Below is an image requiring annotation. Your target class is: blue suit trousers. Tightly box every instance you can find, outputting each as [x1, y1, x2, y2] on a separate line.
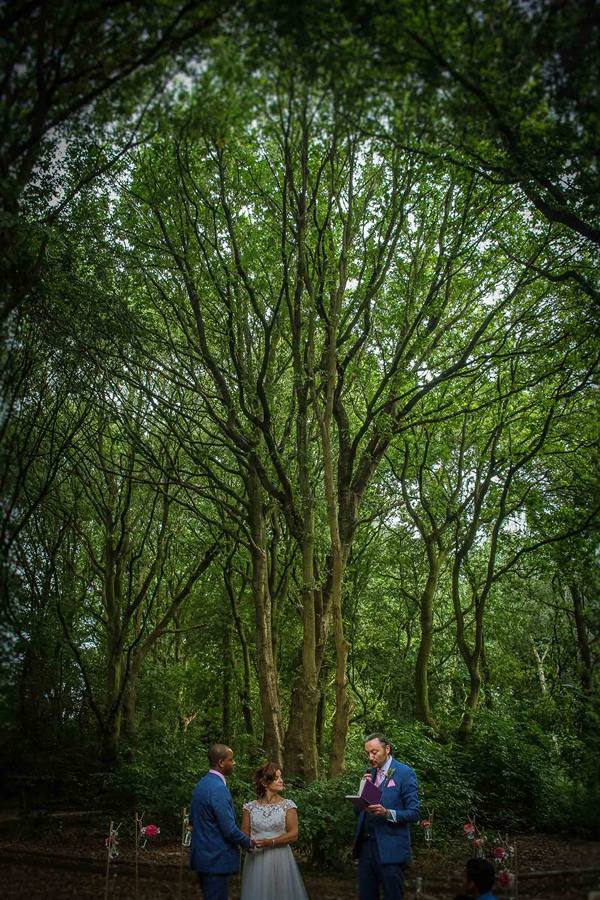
[358, 837, 405, 900]
[197, 872, 230, 900]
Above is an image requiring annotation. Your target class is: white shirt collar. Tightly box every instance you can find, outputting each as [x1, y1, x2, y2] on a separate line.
[379, 756, 392, 775]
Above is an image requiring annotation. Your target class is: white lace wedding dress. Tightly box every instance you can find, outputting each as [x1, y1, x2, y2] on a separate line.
[240, 798, 309, 900]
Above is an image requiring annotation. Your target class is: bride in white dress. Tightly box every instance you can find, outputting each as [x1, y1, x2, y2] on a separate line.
[240, 762, 309, 900]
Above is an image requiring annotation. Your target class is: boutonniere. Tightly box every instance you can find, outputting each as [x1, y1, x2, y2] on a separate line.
[384, 768, 396, 784]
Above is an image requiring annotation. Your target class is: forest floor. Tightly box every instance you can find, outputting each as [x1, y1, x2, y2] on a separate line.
[0, 814, 599, 899]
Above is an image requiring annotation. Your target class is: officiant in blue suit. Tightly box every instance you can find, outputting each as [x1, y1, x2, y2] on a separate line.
[190, 743, 254, 900]
[353, 732, 420, 900]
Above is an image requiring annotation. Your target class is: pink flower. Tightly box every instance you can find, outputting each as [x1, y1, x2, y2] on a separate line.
[473, 838, 484, 848]
[420, 820, 431, 828]
[141, 824, 160, 837]
[493, 846, 506, 859]
[497, 869, 512, 887]
[464, 823, 475, 835]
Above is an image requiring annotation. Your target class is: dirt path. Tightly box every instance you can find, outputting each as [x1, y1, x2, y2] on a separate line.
[0, 829, 598, 898]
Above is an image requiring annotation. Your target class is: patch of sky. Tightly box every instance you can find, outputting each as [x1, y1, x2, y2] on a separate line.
[515, 0, 544, 21]
[165, 66, 199, 99]
[541, 52, 568, 91]
[415, 364, 435, 384]
[469, 6, 486, 25]
[481, 281, 506, 309]
[238, 203, 257, 223]
[0, 625, 22, 670]
[502, 508, 528, 535]
[380, 505, 420, 538]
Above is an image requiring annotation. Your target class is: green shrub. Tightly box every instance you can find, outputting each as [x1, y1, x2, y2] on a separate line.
[103, 734, 208, 833]
[292, 775, 358, 868]
[454, 710, 583, 832]
[78, 712, 600, 863]
[386, 723, 479, 838]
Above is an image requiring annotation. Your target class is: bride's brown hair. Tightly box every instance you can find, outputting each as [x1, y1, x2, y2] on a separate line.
[254, 762, 280, 798]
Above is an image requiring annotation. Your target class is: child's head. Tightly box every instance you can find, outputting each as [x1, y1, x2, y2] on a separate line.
[465, 858, 495, 894]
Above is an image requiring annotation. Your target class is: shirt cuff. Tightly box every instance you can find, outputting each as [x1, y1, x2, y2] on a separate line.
[386, 809, 397, 823]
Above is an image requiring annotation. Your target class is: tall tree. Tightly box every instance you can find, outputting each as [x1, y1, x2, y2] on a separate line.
[114, 55, 588, 775]
[1, 0, 233, 324]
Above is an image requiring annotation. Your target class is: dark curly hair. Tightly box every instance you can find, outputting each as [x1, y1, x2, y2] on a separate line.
[254, 762, 280, 798]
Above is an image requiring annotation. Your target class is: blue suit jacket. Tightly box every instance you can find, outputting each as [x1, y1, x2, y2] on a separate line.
[353, 756, 420, 865]
[189, 772, 251, 874]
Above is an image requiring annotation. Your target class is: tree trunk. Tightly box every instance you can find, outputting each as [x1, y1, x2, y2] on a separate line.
[238, 635, 255, 737]
[329, 548, 351, 776]
[531, 638, 549, 694]
[299, 539, 319, 781]
[414, 549, 441, 730]
[457, 663, 482, 741]
[456, 594, 485, 741]
[284, 672, 305, 776]
[247, 469, 284, 765]
[102, 647, 125, 763]
[452, 554, 484, 742]
[222, 625, 233, 745]
[226, 563, 254, 736]
[100, 712, 122, 769]
[570, 582, 593, 697]
[122, 675, 138, 745]
[316, 682, 326, 758]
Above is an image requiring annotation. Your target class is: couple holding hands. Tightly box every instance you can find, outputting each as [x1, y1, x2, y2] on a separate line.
[189, 744, 308, 900]
[190, 733, 420, 900]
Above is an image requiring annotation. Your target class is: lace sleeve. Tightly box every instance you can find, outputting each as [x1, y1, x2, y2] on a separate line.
[283, 798, 298, 812]
[243, 800, 255, 811]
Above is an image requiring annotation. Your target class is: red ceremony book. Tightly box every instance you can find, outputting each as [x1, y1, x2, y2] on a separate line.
[345, 777, 382, 811]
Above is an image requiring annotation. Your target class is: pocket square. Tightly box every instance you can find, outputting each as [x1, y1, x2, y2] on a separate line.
[387, 779, 396, 787]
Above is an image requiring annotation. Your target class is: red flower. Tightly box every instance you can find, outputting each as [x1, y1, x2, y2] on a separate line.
[473, 838, 484, 847]
[493, 846, 506, 859]
[497, 869, 512, 887]
[141, 824, 160, 837]
[463, 823, 475, 834]
[420, 820, 431, 828]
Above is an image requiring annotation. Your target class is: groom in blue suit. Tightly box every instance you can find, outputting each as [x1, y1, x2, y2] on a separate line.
[353, 732, 420, 900]
[190, 743, 253, 900]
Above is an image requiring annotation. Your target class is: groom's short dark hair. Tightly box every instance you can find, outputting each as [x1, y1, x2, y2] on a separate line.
[365, 732, 392, 750]
[208, 743, 231, 767]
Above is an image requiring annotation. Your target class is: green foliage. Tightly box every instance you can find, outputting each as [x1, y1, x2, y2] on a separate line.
[292, 776, 358, 867]
[389, 725, 478, 834]
[104, 735, 209, 834]
[1, 0, 598, 858]
[454, 711, 589, 832]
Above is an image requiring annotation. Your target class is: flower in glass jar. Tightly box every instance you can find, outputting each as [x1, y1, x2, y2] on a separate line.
[105, 830, 119, 859]
[497, 869, 513, 888]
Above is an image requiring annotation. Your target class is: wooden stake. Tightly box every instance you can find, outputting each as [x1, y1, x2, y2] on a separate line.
[178, 806, 187, 899]
[134, 811, 140, 900]
[104, 820, 113, 900]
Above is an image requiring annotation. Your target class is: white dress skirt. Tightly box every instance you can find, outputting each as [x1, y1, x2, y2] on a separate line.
[240, 798, 309, 900]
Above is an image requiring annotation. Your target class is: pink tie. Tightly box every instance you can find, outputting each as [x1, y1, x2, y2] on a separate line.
[375, 769, 384, 788]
